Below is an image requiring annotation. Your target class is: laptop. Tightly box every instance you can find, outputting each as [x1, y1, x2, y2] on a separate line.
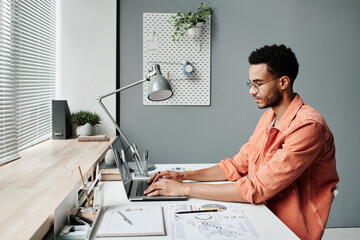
[111, 137, 187, 201]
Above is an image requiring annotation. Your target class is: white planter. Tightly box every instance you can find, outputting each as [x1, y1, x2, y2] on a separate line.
[187, 22, 204, 36]
[76, 123, 96, 136]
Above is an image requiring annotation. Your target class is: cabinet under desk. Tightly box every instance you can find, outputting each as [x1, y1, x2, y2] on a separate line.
[0, 136, 115, 240]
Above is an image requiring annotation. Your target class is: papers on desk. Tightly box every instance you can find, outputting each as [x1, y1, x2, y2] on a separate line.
[168, 203, 263, 240]
[96, 205, 165, 237]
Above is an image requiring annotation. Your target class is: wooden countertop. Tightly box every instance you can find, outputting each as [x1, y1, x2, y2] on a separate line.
[0, 137, 115, 239]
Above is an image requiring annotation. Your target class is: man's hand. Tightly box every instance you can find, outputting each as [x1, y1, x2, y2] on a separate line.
[147, 170, 184, 184]
[144, 179, 189, 197]
[143, 166, 245, 202]
[144, 180, 247, 202]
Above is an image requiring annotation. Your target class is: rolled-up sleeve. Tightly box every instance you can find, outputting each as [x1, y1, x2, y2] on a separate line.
[218, 142, 251, 181]
[234, 121, 326, 204]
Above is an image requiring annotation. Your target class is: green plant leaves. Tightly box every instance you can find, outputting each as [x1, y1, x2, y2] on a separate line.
[169, 2, 212, 42]
[70, 110, 101, 126]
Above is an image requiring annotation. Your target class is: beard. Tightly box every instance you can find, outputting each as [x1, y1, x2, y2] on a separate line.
[257, 86, 283, 109]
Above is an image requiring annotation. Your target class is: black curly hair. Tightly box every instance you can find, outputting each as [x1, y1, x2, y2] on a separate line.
[248, 44, 299, 89]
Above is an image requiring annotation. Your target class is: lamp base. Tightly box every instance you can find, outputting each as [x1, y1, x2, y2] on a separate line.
[128, 161, 156, 172]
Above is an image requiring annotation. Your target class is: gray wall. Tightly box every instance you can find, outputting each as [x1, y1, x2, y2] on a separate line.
[119, 0, 360, 227]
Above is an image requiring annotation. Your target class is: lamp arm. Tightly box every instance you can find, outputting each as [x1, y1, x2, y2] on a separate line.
[97, 98, 144, 175]
[95, 78, 149, 159]
[96, 99, 132, 148]
[96, 78, 149, 100]
[95, 68, 163, 177]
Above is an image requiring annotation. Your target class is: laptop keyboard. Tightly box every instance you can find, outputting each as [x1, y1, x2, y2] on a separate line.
[136, 180, 150, 196]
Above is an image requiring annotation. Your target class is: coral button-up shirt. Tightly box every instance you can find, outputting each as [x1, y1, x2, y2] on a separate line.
[218, 94, 339, 240]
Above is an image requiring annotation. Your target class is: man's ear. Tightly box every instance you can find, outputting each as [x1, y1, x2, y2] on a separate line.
[279, 76, 291, 90]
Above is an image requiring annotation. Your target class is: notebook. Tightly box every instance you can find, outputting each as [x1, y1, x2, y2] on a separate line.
[96, 205, 165, 237]
[111, 136, 187, 201]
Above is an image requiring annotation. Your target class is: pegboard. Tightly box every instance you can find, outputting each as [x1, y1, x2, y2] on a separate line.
[143, 13, 211, 105]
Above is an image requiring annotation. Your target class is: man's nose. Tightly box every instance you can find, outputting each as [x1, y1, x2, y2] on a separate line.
[249, 86, 257, 95]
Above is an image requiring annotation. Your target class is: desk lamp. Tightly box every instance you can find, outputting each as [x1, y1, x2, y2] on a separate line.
[96, 64, 173, 175]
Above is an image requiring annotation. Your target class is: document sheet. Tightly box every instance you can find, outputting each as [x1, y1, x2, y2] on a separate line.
[96, 205, 165, 237]
[168, 203, 263, 240]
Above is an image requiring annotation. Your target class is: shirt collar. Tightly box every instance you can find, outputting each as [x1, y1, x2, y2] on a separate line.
[271, 94, 304, 133]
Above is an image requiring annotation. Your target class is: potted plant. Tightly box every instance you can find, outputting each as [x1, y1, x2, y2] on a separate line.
[168, 2, 212, 41]
[70, 110, 101, 136]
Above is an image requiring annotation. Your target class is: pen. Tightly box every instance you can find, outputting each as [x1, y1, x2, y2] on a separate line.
[78, 166, 92, 208]
[117, 211, 133, 225]
[175, 209, 218, 214]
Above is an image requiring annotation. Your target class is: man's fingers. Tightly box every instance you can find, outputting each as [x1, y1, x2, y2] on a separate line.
[144, 183, 161, 196]
[147, 175, 154, 184]
[147, 190, 161, 197]
[147, 175, 155, 183]
[144, 183, 151, 194]
[144, 179, 184, 197]
[147, 172, 161, 183]
[151, 174, 162, 184]
[144, 180, 162, 194]
[144, 180, 166, 194]
[144, 183, 155, 194]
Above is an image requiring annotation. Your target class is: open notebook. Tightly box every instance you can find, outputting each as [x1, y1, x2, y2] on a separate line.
[96, 205, 165, 237]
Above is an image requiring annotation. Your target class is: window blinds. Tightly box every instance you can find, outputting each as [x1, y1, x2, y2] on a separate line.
[0, 0, 55, 164]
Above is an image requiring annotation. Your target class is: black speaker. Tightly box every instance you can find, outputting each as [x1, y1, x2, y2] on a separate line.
[52, 100, 72, 139]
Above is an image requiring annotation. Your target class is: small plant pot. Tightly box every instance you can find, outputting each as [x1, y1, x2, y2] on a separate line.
[76, 123, 96, 136]
[187, 22, 204, 36]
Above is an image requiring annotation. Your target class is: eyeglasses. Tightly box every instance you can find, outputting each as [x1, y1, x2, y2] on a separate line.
[246, 76, 281, 93]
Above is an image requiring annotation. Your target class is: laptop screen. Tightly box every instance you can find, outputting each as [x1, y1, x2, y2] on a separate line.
[111, 137, 132, 196]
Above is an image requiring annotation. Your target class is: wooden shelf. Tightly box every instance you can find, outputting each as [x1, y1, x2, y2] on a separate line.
[0, 137, 116, 239]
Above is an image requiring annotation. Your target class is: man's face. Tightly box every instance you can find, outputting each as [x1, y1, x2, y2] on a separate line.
[248, 63, 283, 109]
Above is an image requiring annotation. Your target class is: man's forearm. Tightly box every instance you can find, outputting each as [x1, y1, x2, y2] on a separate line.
[184, 182, 248, 202]
[182, 165, 227, 182]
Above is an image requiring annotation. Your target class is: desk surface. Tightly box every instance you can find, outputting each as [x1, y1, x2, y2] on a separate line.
[92, 164, 299, 240]
[0, 137, 115, 240]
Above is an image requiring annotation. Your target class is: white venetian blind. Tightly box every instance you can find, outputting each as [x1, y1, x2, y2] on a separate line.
[0, 0, 55, 164]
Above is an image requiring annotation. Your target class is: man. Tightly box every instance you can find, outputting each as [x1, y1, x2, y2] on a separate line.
[144, 44, 339, 240]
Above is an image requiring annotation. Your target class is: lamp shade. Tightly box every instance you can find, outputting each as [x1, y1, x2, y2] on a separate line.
[147, 64, 173, 101]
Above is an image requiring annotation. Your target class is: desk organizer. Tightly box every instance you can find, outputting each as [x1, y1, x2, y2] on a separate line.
[56, 172, 104, 240]
[58, 206, 102, 240]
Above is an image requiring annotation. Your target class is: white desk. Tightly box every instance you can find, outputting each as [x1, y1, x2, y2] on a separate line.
[91, 164, 299, 240]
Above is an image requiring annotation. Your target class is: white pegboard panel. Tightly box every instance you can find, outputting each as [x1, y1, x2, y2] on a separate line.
[143, 13, 211, 105]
